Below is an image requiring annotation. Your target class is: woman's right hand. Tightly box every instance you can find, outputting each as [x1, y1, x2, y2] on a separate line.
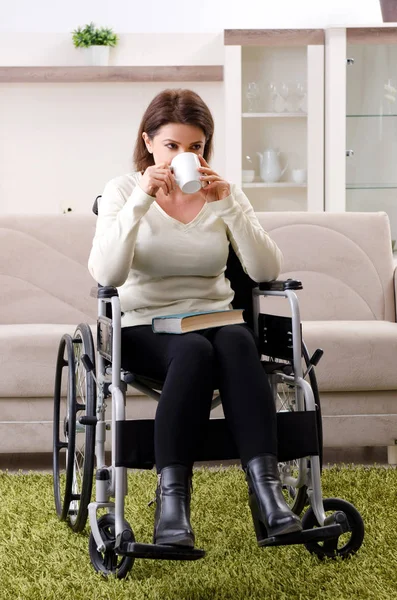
[139, 163, 176, 197]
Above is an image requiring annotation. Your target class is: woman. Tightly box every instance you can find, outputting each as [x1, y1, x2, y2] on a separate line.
[88, 88, 302, 549]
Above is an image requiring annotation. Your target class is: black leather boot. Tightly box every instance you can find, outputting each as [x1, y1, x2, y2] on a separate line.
[152, 465, 195, 548]
[244, 454, 303, 540]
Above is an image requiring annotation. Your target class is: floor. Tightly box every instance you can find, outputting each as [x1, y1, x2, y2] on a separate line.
[0, 446, 390, 474]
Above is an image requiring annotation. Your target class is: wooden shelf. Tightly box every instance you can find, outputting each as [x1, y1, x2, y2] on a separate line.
[347, 27, 397, 44]
[0, 65, 224, 83]
[224, 29, 324, 47]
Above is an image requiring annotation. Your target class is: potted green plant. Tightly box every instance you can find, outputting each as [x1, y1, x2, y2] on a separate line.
[71, 22, 119, 66]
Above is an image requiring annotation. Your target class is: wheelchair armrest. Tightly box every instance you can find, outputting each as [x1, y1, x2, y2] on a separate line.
[258, 279, 303, 292]
[90, 285, 119, 299]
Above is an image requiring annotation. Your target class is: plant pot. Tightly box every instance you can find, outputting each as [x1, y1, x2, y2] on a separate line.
[83, 45, 110, 66]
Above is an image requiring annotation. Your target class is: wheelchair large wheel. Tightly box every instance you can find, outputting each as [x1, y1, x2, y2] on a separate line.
[88, 513, 135, 579]
[53, 334, 75, 521]
[53, 324, 96, 532]
[275, 342, 323, 516]
[69, 323, 96, 531]
[302, 498, 364, 560]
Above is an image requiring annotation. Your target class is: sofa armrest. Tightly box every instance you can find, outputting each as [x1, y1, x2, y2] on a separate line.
[393, 264, 397, 321]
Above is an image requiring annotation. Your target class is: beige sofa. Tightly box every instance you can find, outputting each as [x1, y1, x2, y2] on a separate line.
[1, 211, 397, 463]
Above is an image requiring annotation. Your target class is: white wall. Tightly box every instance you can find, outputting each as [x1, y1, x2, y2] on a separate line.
[0, 0, 383, 32]
[0, 34, 224, 214]
[0, 0, 384, 214]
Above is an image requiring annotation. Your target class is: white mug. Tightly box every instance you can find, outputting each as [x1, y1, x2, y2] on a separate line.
[171, 152, 202, 194]
[291, 168, 307, 184]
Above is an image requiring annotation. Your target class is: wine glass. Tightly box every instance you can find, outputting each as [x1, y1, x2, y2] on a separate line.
[245, 82, 261, 113]
[278, 82, 289, 112]
[263, 81, 278, 112]
[297, 82, 307, 113]
[285, 82, 301, 112]
[271, 83, 287, 113]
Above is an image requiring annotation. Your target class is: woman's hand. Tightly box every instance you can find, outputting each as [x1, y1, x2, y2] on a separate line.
[139, 163, 176, 197]
[197, 155, 231, 203]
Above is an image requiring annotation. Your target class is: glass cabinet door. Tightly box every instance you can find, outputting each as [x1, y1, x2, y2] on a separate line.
[345, 28, 397, 252]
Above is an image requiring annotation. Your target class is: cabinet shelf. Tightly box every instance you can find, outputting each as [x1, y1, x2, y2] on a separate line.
[0, 65, 223, 83]
[242, 112, 307, 118]
[347, 114, 397, 118]
[243, 182, 307, 188]
[346, 184, 397, 190]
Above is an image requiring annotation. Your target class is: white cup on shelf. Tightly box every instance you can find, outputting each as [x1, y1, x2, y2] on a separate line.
[291, 168, 307, 184]
[242, 169, 255, 183]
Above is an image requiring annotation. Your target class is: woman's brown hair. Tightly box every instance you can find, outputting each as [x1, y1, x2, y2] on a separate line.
[133, 88, 215, 173]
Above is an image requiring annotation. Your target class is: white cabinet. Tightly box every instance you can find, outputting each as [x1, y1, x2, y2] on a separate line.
[224, 29, 324, 212]
[325, 26, 397, 246]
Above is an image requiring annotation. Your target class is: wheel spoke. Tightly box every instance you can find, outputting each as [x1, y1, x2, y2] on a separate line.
[276, 374, 299, 502]
[76, 370, 87, 403]
[74, 336, 87, 404]
[74, 449, 83, 486]
[264, 354, 310, 515]
[69, 331, 89, 523]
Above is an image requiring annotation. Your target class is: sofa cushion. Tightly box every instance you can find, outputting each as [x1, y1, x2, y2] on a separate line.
[1, 324, 79, 398]
[3, 319, 397, 398]
[0, 324, 146, 399]
[0, 215, 97, 325]
[302, 320, 397, 392]
[257, 212, 395, 322]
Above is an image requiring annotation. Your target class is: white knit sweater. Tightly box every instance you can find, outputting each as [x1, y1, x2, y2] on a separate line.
[88, 172, 283, 328]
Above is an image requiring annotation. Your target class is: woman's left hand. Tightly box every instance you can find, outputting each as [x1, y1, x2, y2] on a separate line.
[197, 154, 231, 203]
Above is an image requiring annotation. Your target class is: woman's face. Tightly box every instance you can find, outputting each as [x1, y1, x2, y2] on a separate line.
[142, 123, 206, 166]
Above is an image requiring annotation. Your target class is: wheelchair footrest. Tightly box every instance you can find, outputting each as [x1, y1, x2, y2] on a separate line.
[259, 521, 347, 548]
[117, 541, 205, 561]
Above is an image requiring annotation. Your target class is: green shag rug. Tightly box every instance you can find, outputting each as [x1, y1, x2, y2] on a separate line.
[1, 465, 396, 600]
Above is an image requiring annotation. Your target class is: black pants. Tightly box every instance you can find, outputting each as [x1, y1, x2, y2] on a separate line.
[120, 323, 277, 472]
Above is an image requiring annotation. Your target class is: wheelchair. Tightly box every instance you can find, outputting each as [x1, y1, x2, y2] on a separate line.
[52, 196, 364, 578]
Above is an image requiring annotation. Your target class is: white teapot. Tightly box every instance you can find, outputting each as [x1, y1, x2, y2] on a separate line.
[256, 149, 288, 183]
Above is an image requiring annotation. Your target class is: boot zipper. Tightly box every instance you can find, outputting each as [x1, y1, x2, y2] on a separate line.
[148, 473, 161, 507]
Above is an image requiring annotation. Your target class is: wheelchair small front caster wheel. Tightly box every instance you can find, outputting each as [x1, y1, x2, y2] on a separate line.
[301, 498, 364, 560]
[89, 514, 135, 579]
